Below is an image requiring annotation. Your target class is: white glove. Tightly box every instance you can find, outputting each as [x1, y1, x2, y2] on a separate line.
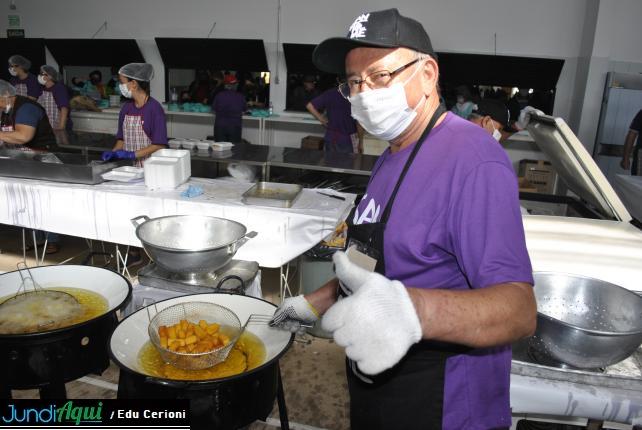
[270, 295, 319, 333]
[515, 106, 544, 130]
[322, 252, 422, 375]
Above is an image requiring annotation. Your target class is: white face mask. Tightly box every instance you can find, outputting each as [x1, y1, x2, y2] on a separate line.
[119, 82, 132, 98]
[348, 60, 425, 142]
[490, 120, 501, 141]
[8, 67, 18, 77]
[37, 75, 47, 85]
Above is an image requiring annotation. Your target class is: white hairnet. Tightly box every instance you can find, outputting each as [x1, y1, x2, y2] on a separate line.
[119, 63, 154, 82]
[40, 65, 60, 82]
[0, 80, 17, 97]
[8, 55, 31, 70]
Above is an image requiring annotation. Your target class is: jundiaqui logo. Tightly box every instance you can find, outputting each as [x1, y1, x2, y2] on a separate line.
[2, 401, 102, 425]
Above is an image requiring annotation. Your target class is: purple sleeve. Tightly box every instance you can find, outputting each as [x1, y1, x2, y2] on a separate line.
[116, 104, 127, 140]
[52, 84, 70, 109]
[145, 103, 168, 145]
[630, 110, 642, 132]
[27, 75, 42, 98]
[310, 91, 328, 111]
[212, 94, 219, 112]
[449, 162, 533, 289]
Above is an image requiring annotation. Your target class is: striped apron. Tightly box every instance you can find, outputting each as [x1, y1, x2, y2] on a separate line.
[37, 90, 60, 129]
[123, 113, 151, 167]
[14, 83, 27, 97]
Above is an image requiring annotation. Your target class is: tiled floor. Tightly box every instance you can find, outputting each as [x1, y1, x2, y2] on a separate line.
[0, 225, 350, 430]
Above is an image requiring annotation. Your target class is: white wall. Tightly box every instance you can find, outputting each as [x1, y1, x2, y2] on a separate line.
[2, 0, 588, 118]
[3, 0, 641, 142]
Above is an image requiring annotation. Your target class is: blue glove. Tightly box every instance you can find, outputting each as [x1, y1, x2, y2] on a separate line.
[114, 150, 136, 160]
[101, 151, 115, 161]
[180, 185, 204, 198]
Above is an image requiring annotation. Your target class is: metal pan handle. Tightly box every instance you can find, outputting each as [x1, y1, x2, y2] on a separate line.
[130, 215, 150, 228]
[215, 275, 245, 293]
[145, 301, 159, 323]
[228, 231, 258, 254]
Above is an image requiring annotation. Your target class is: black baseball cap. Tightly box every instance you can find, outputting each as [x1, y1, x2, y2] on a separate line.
[312, 8, 434, 75]
[472, 99, 510, 128]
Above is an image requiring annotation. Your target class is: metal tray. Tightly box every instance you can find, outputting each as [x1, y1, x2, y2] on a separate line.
[0, 149, 128, 184]
[242, 181, 302, 208]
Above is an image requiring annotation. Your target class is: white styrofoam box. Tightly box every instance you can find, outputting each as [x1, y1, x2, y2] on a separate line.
[102, 166, 144, 182]
[144, 158, 181, 190]
[152, 148, 191, 182]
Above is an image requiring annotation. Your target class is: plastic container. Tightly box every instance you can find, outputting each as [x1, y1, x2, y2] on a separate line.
[196, 141, 211, 151]
[181, 140, 196, 150]
[168, 139, 183, 149]
[212, 141, 234, 151]
[109, 95, 121, 107]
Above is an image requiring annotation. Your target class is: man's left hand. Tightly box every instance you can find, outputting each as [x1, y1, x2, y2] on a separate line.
[322, 252, 422, 375]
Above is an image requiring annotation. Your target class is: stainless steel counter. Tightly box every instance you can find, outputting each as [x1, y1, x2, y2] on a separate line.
[56, 132, 378, 180]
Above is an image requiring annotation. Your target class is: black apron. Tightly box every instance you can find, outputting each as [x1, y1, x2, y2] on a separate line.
[1, 96, 58, 151]
[344, 106, 470, 430]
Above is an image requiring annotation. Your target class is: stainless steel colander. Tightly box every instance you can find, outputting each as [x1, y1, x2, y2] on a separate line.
[530, 272, 642, 369]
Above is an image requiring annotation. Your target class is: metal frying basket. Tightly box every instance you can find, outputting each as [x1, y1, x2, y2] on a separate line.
[147, 301, 275, 370]
[147, 302, 242, 370]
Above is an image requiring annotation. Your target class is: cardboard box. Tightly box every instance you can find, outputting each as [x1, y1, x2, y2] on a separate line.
[518, 176, 538, 193]
[301, 135, 324, 151]
[518, 159, 557, 194]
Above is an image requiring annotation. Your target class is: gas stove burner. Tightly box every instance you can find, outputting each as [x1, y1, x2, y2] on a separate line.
[137, 260, 259, 295]
[526, 344, 605, 373]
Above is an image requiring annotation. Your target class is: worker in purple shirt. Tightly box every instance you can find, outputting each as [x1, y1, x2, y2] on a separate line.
[102, 63, 167, 168]
[37, 65, 72, 131]
[211, 74, 246, 143]
[8, 55, 41, 100]
[307, 85, 360, 153]
[271, 8, 536, 430]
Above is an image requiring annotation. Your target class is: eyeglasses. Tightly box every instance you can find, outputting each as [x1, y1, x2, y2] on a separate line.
[338, 58, 422, 98]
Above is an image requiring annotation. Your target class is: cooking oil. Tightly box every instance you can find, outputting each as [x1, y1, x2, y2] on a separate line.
[138, 331, 267, 380]
[51, 287, 109, 325]
[0, 287, 108, 334]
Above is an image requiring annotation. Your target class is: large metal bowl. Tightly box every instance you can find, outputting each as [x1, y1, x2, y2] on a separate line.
[132, 215, 256, 274]
[530, 272, 642, 369]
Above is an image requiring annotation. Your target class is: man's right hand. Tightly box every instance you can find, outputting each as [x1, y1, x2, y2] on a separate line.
[621, 158, 631, 170]
[270, 295, 319, 333]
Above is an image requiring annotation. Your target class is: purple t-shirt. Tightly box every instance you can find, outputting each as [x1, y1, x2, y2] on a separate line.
[212, 90, 246, 128]
[311, 88, 357, 152]
[10, 73, 42, 99]
[353, 113, 533, 429]
[116, 97, 168, 145]
[42, 82, 73, 130]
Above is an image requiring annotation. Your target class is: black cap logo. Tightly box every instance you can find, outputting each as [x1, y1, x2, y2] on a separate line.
[348, 13, 370, 39]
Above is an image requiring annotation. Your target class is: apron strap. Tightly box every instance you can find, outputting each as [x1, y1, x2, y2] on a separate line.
[379, 105, 446, 224]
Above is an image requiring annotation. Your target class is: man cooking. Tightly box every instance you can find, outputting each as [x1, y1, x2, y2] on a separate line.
[271, 8, 536, 430]
[0, 80, 57, 151]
